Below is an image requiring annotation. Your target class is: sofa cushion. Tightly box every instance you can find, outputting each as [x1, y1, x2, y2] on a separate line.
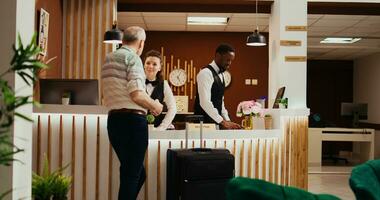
[226, 177, 340, 200]
[350, 160, 380, 200]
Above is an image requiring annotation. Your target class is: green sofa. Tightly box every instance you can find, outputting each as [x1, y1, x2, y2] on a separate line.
[350, 159, 380, 200]
[226, 177, 340, 200]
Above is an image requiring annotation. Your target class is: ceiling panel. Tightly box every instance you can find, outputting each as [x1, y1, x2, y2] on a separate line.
[321, 15, 368, 20]
[147, 24, 186, 31]
[118, 12, 142, 17]
[187, 25, 226, 31]
[228, 17, 268, 26]
[231, 13, 270, 18]
[188, 13, 232, 17]
[225, 25, 266, 32]
[117, 16, 145, 23]
[335, 28, 378, 37]
[117, 12, 380, 60]
[144, 16, 186, 24]
[353, 20, 380, 28]
[312, 18, 360, 27]
[119, 23, 147, 30]
[308, 14, 324, 20]
[142, 12, 186, 17]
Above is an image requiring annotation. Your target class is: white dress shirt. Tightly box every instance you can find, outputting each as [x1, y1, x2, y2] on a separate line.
[196, 60, 230, 124]
[146, 80, 177, 130]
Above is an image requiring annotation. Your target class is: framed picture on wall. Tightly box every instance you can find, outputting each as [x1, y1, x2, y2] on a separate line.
[38, 8, 49, 56]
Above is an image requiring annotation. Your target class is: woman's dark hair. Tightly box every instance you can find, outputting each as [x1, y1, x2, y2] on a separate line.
[144, 50, 163, 82]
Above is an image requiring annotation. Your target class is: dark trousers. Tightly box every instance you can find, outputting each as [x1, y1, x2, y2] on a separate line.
[107, 112, 148, 200]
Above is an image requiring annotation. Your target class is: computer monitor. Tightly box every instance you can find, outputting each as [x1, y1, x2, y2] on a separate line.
[341, 103, 368, 127]
[40, 79, 99, 105]
[272, 86, 286, 108]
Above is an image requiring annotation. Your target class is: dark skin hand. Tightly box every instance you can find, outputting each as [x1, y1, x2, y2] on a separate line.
[220, 120, 242, 130]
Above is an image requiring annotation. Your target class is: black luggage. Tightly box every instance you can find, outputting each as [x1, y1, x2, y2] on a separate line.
[166, 115, 235, 200]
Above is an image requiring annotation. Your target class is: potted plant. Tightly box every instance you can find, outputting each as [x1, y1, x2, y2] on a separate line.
[236, 100, 265, 130]
[32, 156, 71, 200]
[61, 92, 71, 105]
[0, 33, 48, 199]
[277, 97, 288, 109]
[146, 114, 155, 131]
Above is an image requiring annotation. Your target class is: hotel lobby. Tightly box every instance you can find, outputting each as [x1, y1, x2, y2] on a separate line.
[1, 0, 380, 199]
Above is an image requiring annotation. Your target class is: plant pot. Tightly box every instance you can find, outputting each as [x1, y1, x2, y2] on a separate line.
[264, 117, 273, 130]
[62, 97, 70, 105]
[279, 103, 286, 109]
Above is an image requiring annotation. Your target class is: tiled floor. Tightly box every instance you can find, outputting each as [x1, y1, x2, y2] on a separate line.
[308, 166, 355, 200]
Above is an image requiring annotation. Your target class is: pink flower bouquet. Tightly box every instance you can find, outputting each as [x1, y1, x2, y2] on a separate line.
[236, 100, 264, 117]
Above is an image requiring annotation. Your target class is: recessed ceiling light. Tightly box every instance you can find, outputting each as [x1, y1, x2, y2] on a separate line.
[320, 37, 361, 44]
[187, 17, 229, 25]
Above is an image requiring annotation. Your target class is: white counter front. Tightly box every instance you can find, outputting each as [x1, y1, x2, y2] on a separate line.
[32, 106, 309, 200]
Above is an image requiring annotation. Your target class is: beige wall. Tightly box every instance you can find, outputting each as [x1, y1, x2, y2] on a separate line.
[354, 52, 380, 158]
[354, 52, 380, 124]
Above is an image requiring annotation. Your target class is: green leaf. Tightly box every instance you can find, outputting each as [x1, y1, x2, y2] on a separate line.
[0, 188, 12, 200]
[14, 112, 33, 122]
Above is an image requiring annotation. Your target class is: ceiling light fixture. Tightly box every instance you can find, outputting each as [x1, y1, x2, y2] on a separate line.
[320, 37, 361, 44]
[187, 17, 229, 25]
[246, 0, 266, 46]
[103, 21, 123, 44]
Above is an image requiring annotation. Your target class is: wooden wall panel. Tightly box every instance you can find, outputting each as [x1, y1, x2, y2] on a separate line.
[35, 0, 63, 79]
[144, 31, 269, 123]
[62, 0, 115, 80]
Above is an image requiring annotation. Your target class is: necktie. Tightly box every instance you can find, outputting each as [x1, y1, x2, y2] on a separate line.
[146, 79, 158, 86]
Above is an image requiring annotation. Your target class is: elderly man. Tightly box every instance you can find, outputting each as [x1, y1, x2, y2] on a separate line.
[102, 26, 163, 200]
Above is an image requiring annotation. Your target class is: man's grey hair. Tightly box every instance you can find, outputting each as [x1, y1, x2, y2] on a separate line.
[123, 26, 146, 43]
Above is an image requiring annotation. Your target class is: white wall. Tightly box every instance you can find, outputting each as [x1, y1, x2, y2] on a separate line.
[354, 52, 380, 158]
[269, 0, 308, 108]
[0, 0, 35, 199]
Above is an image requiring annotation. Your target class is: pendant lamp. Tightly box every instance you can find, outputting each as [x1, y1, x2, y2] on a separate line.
[103, 21, 122, 44]
[246, 0, 266, 46]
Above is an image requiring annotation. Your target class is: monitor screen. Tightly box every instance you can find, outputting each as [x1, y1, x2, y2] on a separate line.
[40, 79, 99, 105]
[340, 103, 368, 119]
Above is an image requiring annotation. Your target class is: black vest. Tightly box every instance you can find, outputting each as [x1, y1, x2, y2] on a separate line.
[194, 65, 225, 123]
[149, 81, 168, 127]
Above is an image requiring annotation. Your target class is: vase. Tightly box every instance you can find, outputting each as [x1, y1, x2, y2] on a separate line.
[241, 115, 253, 130]
[242, 116, 265, 130]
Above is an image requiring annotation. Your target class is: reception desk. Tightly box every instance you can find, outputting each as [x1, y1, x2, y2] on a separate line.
[33, 105, 309, 200]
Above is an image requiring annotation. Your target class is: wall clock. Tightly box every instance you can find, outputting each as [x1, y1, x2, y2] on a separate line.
[169, 69, 187, 87]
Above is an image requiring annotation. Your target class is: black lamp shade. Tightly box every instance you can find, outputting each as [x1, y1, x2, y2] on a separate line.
[246, 30, 266, 46]
[103, 26, 122, 44]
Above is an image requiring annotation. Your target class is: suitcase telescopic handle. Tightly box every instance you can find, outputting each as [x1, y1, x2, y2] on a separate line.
[185, 115, 204, 149]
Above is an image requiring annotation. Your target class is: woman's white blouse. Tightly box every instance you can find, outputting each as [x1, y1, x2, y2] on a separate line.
[146, 80, 177, 130]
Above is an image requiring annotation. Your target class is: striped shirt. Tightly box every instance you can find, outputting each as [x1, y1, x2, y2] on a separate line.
[101, 46, 147, 112]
